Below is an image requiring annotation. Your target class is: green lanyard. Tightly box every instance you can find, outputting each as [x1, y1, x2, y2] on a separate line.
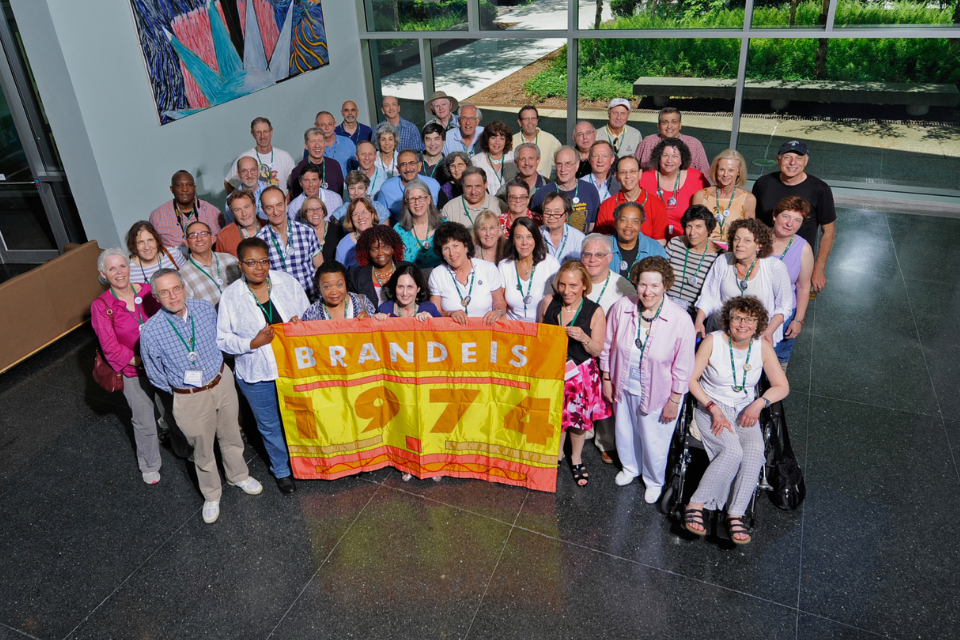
[728, 335, 754, 393]
[636, 298, 664, 354]
[247, 278, 274, 324]
[657, 171, 681, 209]
[778, 235, 795, 260]
[461, 198, 475, 224]
[550, 225, 570, 260]
[618, 189, 648, 210]
[189, 254, 224, 292]
[451, 266, 475, 311]
[736, 258, 758, 294]
[714, 188, 737, 232]
[514, 261, 537, 313]
[268, 227, 287, 270]
[559, 297, 584, 327]
[324, 297, 353, 319]
[428, 162, 439, 179]
[110, 287, 145, 326]
[593, 272, 611, 304]
[165, 312, 197, 360]
[679, 246, 708, 292]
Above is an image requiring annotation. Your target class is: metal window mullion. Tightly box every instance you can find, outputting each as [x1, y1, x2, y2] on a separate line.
[358, 27, 960, 40]
[419, 38, 435, 110]
[567, 0, 578, 144]
[468, 0, 479, 32]
[729, 0, 756, 150]
[825, 0, 839, 31]
[361, 38, 382, 128]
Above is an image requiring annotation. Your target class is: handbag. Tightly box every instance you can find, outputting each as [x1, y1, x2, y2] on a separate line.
[764, 399, 806, 510]
[92, 303, 124, 393]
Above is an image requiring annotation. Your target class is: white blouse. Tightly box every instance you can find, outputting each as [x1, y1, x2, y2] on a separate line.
[216, 270, 310, 384]
[498, 254, 560, 322]
[428, 258, 503, 317]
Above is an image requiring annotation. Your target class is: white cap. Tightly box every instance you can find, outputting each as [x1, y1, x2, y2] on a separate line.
[608, 98, 632, 112]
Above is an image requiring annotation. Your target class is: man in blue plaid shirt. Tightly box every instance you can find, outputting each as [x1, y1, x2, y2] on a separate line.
[381, 95, 424, 153]
[140, 269, 262, 524]
[256, 186, 322, 301]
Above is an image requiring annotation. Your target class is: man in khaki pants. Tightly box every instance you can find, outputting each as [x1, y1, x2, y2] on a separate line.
[140, 269, 262, 524]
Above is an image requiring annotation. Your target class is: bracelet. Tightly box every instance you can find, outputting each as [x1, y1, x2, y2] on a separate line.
[794, 319, 804, 324]
[667, 397, 680, 404]
[704, 401, 716, 412]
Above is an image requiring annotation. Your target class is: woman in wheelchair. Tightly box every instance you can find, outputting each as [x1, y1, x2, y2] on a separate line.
[683, 296, 789, 544]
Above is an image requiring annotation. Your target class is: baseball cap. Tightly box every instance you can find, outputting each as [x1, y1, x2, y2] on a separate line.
[607, 98, 632, 112]
[778, 140, 808, 155]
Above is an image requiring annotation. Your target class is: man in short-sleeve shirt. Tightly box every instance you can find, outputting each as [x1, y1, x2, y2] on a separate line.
[334, 100, 373, 145]
[530, 146, 601, 234]
[149, 170, 222, 249]
[753, 140, 836, 293]
[255, 186, 323, 300]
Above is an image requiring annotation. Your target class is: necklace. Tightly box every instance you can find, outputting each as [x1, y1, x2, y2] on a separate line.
[514, 260, 537, 313]
[636, 297, 664, 352]
[487, 154, 503, 184]
[728, 334, 754, 393]
[412, 221, 432, 250]
[679, 244, 708, 291]
[189, 253, 224, 291]
[714, 187, 737, 231]
[559, 297, 584, 327]
[373, 261, 395, 287]
[735, 257, 758, 293]
[247, 277, 274, 324]
[657, 171, 681, 209]
[395, 301, 417, 318]
[777, 235, 795, 260]
[450, 264, 475, 311]
[137, 254, 160, 282]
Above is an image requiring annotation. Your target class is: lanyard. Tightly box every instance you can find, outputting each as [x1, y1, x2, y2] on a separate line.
[618, 189, 648, 210]
[461, 197, 477, 224]
[605, 126, 623, 153]
[268, 227, 288, 270]
[563, 182, 580, 203]
[736, 258, 758, 293]
[428, 162, 439, 179]
[778, 235, 795, 260]
[164, 312, 197, 358]
[412, 223, 433, 250]
[620, 240, 644, 276]
[450, 265, 475, 311]
[247, 278, 274, 324]
[174, 204, 196, 234]
[324, 297, 354, 319]
[189, 254, 223, 292]
[728, 335, 754, 393]
[715, 187, 737, 232]
[656, 171, 681, 209]
[487, 154, 503, 183]
[593, 272, 611, 304]
[110, 287, 145, 325]
[558, 297, 584, 327]
[679, 245, 708, 293]
[636, 297, 664, 354]
[514, 261, 537, 314]
[549, 225, 570, 259]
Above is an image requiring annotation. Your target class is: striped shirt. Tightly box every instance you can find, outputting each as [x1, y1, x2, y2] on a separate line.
[665, 236, 720, 313]
[179, 252, 241, 308]
[148, 199, 222, 249]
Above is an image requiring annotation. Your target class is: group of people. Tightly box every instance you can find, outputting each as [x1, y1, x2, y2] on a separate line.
[91, 93, 836, 543]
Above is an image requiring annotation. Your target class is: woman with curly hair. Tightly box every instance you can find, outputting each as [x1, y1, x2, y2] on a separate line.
[639, 138, 709, 240]
[372, 121, 399, 178]
[600, 257, 696, 501]
[428, 221, 507, 325]
[351, 225, 410, 309]
[694, 218, 792, 347]
[472, 120, 515, 196]
[335, 197, 380, 269]
[437, 151, 471, 209]
[683, 296, 789, 544]
[301, 261, 375, 321]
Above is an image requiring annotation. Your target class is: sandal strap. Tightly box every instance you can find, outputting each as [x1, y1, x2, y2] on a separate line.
[727, 517, 750, 534]
[684, 508, 705, 524]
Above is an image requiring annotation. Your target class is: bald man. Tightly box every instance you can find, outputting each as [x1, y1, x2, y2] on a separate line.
[334, 100, 373, 145]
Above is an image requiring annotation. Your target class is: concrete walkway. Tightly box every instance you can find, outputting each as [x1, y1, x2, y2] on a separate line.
[380, 0, 610, 102]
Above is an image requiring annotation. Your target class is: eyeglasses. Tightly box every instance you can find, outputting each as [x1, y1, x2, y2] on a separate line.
[186, 231, 211, 239]
[507, 195, 529, 202]
[556, 161, 577, 169]
[581, 251, 609, 260]
[519, 116, 538, 122]
[731, 316, 759, 326]
[407, 195, 429, 204]
[398, 161, 419, 168]
[241, 258, 270, 267]
[304, 207, 325, 214]
[157, 285, 185, 298]
[618, 169, 639, 176]
[460, 117, 479, 123]
[542, 211, 566, 219]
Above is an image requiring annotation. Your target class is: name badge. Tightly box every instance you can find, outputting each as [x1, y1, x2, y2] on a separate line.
[183, 369, 204, 387]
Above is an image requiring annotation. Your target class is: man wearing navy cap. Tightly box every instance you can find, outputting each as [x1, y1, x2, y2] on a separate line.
[752, 140, 836, 294]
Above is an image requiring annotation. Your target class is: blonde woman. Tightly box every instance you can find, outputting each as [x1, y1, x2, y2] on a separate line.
[691, 149, 756, 250]
[473, 209, 505, 264]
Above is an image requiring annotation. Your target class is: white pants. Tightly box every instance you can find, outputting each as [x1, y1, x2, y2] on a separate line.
[614, 390, 678, 490]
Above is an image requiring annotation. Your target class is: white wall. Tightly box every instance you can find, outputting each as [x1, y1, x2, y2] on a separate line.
[11, 0, 368, 246]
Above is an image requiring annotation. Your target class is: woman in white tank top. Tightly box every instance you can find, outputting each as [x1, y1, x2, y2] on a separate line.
[683, 296, 789, 545]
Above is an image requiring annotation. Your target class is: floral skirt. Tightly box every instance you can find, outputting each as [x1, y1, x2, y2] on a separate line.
[562, 358, 612, 432]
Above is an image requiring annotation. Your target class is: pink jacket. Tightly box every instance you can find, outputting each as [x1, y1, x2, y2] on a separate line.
[91, 284, 161, 377]
[600, 295, 696, 411]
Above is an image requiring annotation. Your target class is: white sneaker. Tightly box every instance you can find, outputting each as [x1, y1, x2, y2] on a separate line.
[644, 486, 662, 504]
[401, 472, 413, 482]
[230, 476, 263, 495]
[142, 471, 160, 485]
[615, 471, 636, 486]
[202, 500, 220, 524]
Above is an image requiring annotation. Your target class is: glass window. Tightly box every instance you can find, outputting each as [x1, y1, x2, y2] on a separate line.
[751, 0, 827, 29]
[366, 0, 469, 33]
[375, 38, 430, 129]
[833, 0, 956, 28]
[581, 0, 745, 30]
[485, 0, 570, 31]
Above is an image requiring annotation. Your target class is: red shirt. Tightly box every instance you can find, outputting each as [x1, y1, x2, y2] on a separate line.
[594, 188, 668, 240]
[639, 168, 710, 239]
[214, 220, 264, 257]
[499, 209, 542, 238]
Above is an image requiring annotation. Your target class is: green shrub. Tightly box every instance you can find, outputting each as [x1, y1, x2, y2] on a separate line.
[610, 0, 640, 18]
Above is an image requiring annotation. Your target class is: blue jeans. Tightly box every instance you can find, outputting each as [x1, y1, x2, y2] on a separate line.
[235, 378, 292, 479]
[774, 307, 797, 363]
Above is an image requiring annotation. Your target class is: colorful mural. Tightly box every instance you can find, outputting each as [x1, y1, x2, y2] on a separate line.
[129, 0, 328, 124]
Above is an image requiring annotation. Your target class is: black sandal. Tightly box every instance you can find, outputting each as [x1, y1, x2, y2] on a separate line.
[684, 507, 707, 536]
[571, 464, 589, 487]
[726, 516, 752, 545]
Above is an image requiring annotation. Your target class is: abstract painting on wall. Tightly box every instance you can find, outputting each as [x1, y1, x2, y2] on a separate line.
[129, 0, 328, 124]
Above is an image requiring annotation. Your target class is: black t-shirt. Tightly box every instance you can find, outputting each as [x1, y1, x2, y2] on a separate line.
[752, 172, 836, 249]
[543, 296, 600, 366]
[617, 242, 639, 279]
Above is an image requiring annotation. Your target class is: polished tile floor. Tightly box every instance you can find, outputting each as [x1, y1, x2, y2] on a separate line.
[1, 209, 958, 640]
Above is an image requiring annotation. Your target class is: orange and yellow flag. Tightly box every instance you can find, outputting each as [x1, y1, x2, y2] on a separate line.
[271, 317, 567, 492]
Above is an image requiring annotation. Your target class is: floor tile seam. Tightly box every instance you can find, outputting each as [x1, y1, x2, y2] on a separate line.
[795, 608, 892, 639]
[507, 522, 802, 612]
[825, 264, 952, 285]
[265, 482, 384, 639]
[375, 480, 530, 529]
[0, 620, 41, 640]
[882, 213, 960, 486]
[805, 391, 939, 418]
[59, 505, 204, 640]
[462, 491, 529, 640]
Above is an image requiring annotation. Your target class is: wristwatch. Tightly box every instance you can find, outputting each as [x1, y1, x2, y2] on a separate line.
[761, 397, 771, 409]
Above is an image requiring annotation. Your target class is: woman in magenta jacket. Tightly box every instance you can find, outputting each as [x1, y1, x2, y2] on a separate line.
[601, 256, 696, 503]
[91, 247, 164, 485]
